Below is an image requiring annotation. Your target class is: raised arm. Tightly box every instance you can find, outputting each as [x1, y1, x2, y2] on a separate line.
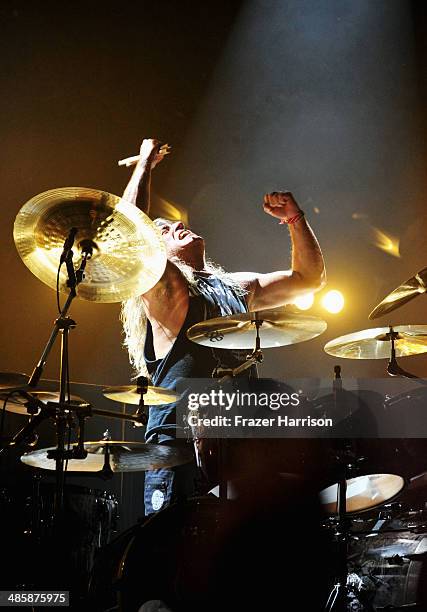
[121, 138, 168, 214]
[233, 191, 326, 311]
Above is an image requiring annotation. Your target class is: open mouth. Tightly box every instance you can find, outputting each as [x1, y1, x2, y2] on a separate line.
[178, 229, 190, 240]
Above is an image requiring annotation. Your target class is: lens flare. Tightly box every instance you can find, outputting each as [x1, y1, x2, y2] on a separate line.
[322, 290, 344, 314]
[370, 227, 400, 258]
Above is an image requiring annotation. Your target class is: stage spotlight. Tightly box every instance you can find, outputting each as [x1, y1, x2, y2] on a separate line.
[293, 292, 314, 310]
[322, 290, 344, 314]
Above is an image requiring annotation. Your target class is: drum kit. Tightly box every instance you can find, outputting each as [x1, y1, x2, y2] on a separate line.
[2, 186, 427, 609]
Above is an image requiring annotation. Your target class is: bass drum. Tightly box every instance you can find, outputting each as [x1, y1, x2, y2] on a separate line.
[346, 527, 427, 610]
[0, 479, 118, 595]
[88, 494, 332, 612]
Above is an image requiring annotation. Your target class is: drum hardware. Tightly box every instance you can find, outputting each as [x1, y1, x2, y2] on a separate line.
[187, 310, 327, 499]
[132, 376, 149, 428]
[187, 308, 328, 350]
[369, 266, 427, 320]
[324, 324, 427, 383]
[103, 380, 178, 407]
[324, 325, 427, 360]
[21, 439, 193, 472]
[323, 367, 407, 611]
[0, 388, 88, 416]
[13, 186, 167, 303]
[8, 186, 168, 521]
[324, 442, 363, 612]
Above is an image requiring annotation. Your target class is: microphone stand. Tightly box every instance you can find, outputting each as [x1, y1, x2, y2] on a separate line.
[20, 239, 93, 519]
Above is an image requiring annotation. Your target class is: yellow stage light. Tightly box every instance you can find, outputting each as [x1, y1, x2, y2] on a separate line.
[322, 290, 344, 314]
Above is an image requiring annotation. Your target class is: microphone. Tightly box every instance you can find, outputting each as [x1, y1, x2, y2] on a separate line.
[60, 227, 78, 264]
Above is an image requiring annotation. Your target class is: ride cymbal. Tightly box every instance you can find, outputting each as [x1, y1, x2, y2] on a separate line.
[103, 385, 178, 406]
[324, 325, 427, 359]
[21, 440, 192, 472]
[13, 187, 166, 302]
[369, 267, 427, 320]
[187, 309, 327, 350]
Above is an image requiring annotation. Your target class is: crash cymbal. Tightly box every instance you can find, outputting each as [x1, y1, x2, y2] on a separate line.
[324, 325, 427, 359]
[103, 385, 179, 406]
[21, 440, 193, 472]
[0, 391, 87, 416]
[0, 372, 29, 391]
[187, 309, 327, 349]
[13, 187, 167, 302]
[369, 267, 427, 320]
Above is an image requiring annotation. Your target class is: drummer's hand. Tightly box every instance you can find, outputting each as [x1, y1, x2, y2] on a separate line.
[263, 191, 302, 222]
[139, 139, 171, 168]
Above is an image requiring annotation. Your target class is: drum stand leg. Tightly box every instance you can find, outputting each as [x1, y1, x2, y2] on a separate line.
[324, 478, 350, 612]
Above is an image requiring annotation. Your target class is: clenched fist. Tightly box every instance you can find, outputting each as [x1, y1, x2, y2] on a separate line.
[263, 191, 303, 223]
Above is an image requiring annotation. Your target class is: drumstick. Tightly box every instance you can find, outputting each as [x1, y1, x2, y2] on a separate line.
[118, 145, 171, 167]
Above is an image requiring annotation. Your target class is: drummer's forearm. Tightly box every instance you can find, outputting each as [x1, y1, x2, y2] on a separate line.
[289, 218, 326, 289]
[122, 159, 152, 214]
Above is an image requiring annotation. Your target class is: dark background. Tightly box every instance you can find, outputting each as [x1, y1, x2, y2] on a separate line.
[1, 0, 427, 528]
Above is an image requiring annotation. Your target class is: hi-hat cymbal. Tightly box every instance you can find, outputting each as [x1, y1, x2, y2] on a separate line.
[187, 309, 327, 349]
[369, 267, 427, 320]
[103, 385, 178, 406]
[0, 391, 87, 416]
[0, 372, 29, 391]
[13, 187, 167, 302]
[21, 440, 193, 472]
[324, 325, 427, 359]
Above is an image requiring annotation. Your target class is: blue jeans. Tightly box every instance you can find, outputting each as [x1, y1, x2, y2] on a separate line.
[144, 436, 199, 515]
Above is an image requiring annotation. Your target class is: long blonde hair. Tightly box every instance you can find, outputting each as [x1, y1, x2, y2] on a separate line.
[120, 257, 246, 378]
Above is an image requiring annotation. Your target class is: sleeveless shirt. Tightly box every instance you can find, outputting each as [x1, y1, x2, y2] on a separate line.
[143, 272, 252, 441]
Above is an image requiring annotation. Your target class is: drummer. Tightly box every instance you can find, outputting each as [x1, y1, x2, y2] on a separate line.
[120, 138, 326, 516]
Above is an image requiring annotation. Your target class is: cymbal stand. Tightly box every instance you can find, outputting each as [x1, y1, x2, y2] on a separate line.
[212, 319, 264, 500]
[325, 369, 354, 612]
[132, 376, 149, 428]
[386, 326, 427, 385]
[324, 448, 356, 612]
[16, 240, 93, 517]
[214, 317, 264, 379]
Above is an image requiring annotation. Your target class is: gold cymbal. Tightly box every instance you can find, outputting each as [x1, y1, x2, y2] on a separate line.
[324, 325, 427, 359]
[21, 440, 192, 472]
[13, 187, 167, 302]
[187, 309, 327, 350]
[103, 385, 178, 406]
[0, 391, 87, 416]
[369, 267, 427, 320]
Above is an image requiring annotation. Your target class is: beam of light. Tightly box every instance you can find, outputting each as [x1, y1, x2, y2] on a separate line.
[352, 213, 400, 258]
[322, 290, 344, 314]
[293, 292, 314, 310]
[369, 226, 400, 258]
[151, 193, 189, 225]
